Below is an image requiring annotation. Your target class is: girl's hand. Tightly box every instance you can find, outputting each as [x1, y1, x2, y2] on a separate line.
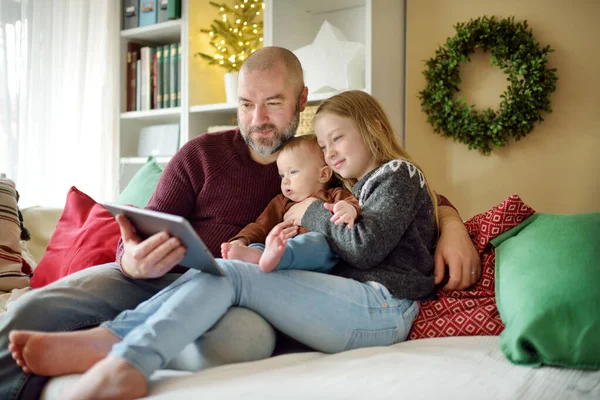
[325, 201, 358, 228]
[280, 224, 300, 239]
[283, 197, 318, 226]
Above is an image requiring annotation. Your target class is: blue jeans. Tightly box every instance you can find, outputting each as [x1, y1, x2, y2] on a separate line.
[0, 263, 275, 400]
[248, 232, 338, 272]
[105, 259, 419, 379]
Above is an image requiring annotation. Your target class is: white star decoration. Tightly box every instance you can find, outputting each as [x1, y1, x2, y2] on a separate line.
[293, 21, 365, 93]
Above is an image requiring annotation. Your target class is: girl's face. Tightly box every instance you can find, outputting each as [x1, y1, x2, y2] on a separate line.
[314, 113, 380, 181]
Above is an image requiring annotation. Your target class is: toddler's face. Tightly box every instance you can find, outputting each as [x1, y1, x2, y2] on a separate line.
[277, 145, 328, 202]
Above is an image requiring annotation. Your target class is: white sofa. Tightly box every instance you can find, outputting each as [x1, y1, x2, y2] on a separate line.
[6, 207, 600, 399]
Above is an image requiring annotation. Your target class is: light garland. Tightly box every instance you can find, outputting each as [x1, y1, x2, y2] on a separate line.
[196, 0, 264, 72]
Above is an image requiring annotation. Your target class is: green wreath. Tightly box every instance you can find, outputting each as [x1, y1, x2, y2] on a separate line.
[418, 16, 558, 154]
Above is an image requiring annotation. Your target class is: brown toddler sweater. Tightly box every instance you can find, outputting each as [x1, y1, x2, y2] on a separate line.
[230, 188, 360, 246]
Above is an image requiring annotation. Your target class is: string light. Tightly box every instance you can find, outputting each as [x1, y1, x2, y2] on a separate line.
[197, 1, 265, 72]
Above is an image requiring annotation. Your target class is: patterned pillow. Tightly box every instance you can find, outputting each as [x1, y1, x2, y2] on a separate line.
[0, 178, 31, 291]
[408, 194, 535, 339]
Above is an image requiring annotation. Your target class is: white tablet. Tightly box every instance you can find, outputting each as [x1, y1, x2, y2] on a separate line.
[103, 203, 225, 276]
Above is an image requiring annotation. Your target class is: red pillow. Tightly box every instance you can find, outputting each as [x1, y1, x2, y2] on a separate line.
[408, 194, 536, 339]
[30, 187, 121, 288]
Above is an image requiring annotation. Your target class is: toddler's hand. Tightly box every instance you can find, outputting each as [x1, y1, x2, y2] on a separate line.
[325, 200, 358, 228]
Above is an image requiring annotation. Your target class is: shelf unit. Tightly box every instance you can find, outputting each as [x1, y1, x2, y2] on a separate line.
[116, 0, 405, 197]
[117, 9, 189, 194]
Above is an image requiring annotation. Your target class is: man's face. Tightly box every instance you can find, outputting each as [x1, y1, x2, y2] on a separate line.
[237, 63, 303, 155]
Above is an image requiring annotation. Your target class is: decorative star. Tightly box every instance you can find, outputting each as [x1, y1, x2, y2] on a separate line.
[293, 21, 365, 93]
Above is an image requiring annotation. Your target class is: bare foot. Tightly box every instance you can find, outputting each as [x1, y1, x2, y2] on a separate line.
[225, 245, 263, 264]
[8, 327, 119, 376]
[259, 227, 287, 272]
[63, 356, 148, 400]
[220, 242, 231, 259]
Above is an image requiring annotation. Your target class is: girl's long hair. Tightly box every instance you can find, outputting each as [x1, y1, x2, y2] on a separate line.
[314, 90, 439, 229]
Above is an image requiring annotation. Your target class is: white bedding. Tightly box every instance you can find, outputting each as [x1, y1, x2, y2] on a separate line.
[42, 336, 600, 400]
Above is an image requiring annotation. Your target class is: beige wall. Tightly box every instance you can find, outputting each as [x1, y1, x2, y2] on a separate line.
[406, 0, 600, 217]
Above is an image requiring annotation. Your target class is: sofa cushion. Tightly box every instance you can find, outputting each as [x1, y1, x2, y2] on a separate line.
[409, 194, 535, 339]
[116, 156, 163, 208]
[0, 178, 31, 291]
[491, 212, 600, 369]
[30, 187, 121, 288]
[20, 207, 63, 266]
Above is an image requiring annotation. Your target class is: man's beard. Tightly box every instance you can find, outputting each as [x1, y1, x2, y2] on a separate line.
[239, 110, 300, 155]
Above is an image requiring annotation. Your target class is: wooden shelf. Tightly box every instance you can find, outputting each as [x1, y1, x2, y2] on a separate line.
[187, 89, 367, 114]
[120, 108, 181, 122]
[120, 156, 172, 165]
[120, 20, 182, 43]
[301, 0, 365, 15]
[189, 103, 237, 114]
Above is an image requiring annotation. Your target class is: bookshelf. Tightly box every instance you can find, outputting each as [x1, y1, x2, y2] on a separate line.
[117, 0, 405, 196]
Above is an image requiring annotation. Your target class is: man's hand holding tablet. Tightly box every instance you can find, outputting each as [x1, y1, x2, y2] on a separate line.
[104, 203, 225, 278]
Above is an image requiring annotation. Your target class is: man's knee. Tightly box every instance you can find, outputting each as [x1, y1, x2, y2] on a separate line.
[167, 307, 276, 371]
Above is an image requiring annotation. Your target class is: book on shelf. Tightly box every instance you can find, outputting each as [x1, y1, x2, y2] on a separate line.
[177, 42, 182, 107]
[140, 46, 150, 111]
[126, 42, 141, 112]
[124, 41, 180, 113]
[152, 51, 158, 109]
[156, 47, 163, 108]
[169, 44, 177, 108]
[163, 44, 171, 108]
[136, 59, 141, 111]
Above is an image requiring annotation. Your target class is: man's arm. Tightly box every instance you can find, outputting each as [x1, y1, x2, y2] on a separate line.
[117, 140, 204, 278]
[434, 204, 481, 290]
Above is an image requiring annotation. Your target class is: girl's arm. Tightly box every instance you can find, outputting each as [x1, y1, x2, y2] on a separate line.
[302, 162, 431, 269]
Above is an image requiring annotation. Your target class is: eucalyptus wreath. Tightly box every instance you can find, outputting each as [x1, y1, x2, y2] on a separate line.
[418, 16, 558, 154]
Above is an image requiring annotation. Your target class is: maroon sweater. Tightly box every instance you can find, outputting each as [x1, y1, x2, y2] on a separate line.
[115, 128, 456, 272]
[115, 129, 281, 268]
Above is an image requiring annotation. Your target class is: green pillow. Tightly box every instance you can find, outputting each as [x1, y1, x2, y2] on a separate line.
[117, 156, 164, 208]
[491, 213, 600, 369]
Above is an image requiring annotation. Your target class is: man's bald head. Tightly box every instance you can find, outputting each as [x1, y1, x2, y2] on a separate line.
[241, 47, 304, 93]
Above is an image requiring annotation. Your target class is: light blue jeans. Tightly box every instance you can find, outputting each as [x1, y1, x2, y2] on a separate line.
[105, 259, 419, 379]
[248, 232, 338, 272]
[0, 263, 275, 400]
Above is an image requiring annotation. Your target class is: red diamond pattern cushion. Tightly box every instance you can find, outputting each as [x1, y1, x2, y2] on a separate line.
[408, 194, 535, 340]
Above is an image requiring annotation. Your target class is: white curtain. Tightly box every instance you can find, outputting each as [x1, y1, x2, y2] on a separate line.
[0, 0, 119, 207]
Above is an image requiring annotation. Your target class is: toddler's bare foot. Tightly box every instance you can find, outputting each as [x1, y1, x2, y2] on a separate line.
[8, 327, 119, 376]
[63, 355, 148, 400]
[226, 245, 263, 264]
[221, 242, 231, 259]
[259, 228, 287, 272]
